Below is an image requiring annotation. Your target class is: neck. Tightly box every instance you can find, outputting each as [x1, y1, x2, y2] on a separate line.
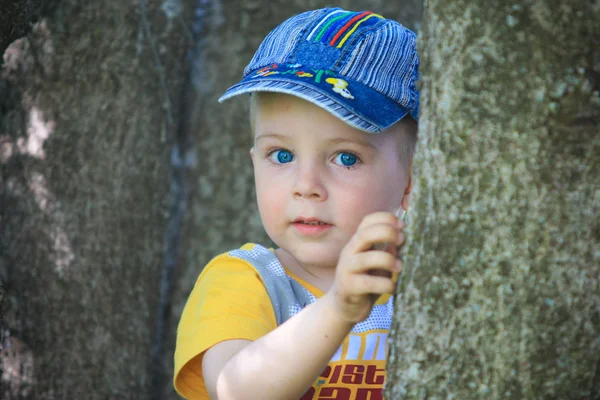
[274, 248, 336, 293]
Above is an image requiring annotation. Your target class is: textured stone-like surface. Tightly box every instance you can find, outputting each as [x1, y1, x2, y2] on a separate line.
[386, 1, 600, 399]
[0, 0, 192, 398]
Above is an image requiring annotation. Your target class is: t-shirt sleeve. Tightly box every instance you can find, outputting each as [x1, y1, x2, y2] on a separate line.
[173, 250, 277, 399]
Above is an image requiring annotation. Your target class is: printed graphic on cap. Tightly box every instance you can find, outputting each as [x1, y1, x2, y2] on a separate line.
[254, 64, 279, 77]
[252, 64, 315, 79]
[306, 10, 384, 48]
[250, 64, 355, 100]
[326, 78, 354, 99]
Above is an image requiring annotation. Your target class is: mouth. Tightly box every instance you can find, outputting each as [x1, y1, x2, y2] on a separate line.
[292, 217, 331, 226]
[292, 217, 333, 236]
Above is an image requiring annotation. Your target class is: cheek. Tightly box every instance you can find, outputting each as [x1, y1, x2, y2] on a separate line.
[254, 168, 287, 227]
[332, 168, 405, 223]
[330, 179, 386, 231]
[371, 157, 408, 206]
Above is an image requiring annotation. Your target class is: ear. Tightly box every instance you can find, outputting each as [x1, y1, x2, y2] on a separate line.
[250, 147, 255, 164]
[401, 175, 412, 211]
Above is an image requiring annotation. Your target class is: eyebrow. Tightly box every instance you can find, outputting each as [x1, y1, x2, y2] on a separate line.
[255, 133, 376, 150]
[254, 133, 288, 143]
[326, 137, 377, 150]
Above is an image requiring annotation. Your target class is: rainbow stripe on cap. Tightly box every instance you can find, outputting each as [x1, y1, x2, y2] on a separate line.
[306, 10, 384, 48]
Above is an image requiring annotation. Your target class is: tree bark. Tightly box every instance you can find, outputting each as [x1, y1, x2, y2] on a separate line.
[0, 0, 57, 59]
[386, 1, 600, 399]
[0, 0, 193, 398]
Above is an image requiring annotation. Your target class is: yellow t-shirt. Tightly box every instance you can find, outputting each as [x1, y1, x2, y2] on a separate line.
[174, 243, 392, 400]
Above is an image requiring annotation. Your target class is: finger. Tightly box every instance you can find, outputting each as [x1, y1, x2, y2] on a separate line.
[368, 269, 391, 279]
[350, 251, 400, 274]
[373, 240, 395, 253]
[351, 224, 399, 253]
[357, 211, 399, 231]
[397, 219, 406, 230]
[397, 231, 405, 246]
[351, 274, 396, 295]
[371, 259, 402, 280]
[374, 230, 405, 252]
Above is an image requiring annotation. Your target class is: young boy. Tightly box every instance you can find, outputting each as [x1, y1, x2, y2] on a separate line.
[174, 7, 419, 400]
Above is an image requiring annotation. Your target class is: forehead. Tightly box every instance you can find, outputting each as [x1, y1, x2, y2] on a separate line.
[252, 92, 387, 144]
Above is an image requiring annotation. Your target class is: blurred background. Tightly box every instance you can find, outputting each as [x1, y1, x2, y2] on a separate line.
[0, 0, 422, 399]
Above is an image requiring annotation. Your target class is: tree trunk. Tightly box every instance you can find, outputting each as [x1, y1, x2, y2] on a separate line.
[0, 0, 193, 398]
[386, 1, 600, 399]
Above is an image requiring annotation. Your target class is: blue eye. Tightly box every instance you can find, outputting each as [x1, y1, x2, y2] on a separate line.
[270, 149, 294, 164]
[334, 152, 358, 167]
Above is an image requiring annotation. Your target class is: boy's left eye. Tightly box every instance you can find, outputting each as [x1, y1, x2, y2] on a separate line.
[333, 152, 359, 167]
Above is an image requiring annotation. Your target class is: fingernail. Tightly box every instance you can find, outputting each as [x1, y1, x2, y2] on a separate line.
[397, 232, 404, 243]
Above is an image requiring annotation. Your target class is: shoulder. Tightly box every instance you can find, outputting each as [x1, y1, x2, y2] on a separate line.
[204, 242, 270, 267]
[174, 243, 276, 399]
[178, 243, 277, 324]
[175, 243, 278, 388]
[179, 243, 275, 322]
[195, 242, 271, 284]
[182, 243, 281, 322]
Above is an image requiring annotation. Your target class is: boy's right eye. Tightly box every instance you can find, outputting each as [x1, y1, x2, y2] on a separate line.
[269, 149, 294, 164]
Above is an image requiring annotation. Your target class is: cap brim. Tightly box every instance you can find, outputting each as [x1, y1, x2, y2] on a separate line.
[218, 65, 413, 133]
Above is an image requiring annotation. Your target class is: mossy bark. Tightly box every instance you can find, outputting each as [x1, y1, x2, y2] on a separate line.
[0, 0, 192, 398]
[386, 1, 600, 399]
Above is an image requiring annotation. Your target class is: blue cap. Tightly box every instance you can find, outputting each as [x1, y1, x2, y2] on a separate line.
[218, 7, 420, 133]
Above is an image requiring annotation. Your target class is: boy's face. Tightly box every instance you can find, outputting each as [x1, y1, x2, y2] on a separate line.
[250, 93, 411, 269]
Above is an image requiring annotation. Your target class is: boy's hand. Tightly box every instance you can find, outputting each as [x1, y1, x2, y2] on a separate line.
[326, 211, 405, 324]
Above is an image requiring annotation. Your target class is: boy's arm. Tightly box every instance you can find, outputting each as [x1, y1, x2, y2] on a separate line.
[203, 212, 404, 400]
[203, 294, 354, 400]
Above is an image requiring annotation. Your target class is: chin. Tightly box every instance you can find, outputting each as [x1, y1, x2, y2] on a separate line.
[289, 242, 341, 267]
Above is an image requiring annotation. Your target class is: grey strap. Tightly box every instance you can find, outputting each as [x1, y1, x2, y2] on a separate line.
[228, 244, 394, 332]
[229, 245, 316, 326]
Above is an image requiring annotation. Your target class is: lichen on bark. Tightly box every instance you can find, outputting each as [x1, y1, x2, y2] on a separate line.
[386, 1, 600, 399]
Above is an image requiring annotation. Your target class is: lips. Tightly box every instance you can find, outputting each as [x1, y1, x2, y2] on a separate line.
[292, 217, 333, 236]
[293, 217, 330, 225]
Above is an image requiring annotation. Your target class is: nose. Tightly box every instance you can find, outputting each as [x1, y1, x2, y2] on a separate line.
[293, 162, 328, 201]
